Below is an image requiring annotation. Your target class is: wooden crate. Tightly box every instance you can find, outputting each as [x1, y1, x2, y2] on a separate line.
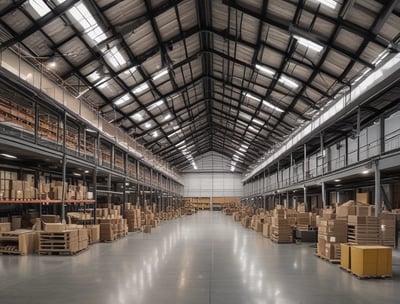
[0, 230, 38, 255]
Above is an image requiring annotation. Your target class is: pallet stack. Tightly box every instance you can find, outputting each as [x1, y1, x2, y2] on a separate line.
[39, 229, 79, 255]
[347, 215, 379, 245]
[379, 213, 396, 247]
[0, 230, 37, 255]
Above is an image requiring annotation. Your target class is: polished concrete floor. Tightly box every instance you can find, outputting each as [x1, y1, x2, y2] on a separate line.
[0, 211, 399, 304]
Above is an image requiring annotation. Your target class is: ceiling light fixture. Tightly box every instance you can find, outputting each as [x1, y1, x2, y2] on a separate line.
[334, 179, 341, 182]
[164, 113, 172, 121]
[262, 100, 284, 112]
[362, 170, 369, 174]
[114, 94, 130, 106]
[244, 92, 261, 102]
[249, 126, 258, 132]
[152, 68, 169, 81]
[0, 153, 17, 159]
[73, 172, 81, 177]
[176, 140, 186, 147]
[255, 64, 275, 77]
[131, 113, 143, 122]
[316, 0, 337, 9]
[253, 118, 264, 126]
[152, 131, 158, 138]
[84, 170, 89, 174]
[144, 122, 152, 129]
[293, 35, 324, 52]
[29, 0, 51, 17]
[278, 75, 298, 89]
[132, 82, 149, 95]
[147, 99, 164, 111]
[230, 166, 235, 172]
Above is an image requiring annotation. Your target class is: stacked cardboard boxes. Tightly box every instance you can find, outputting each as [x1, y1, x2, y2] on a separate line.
[317, 219, 347, 260]
[271, 209, 292, 243]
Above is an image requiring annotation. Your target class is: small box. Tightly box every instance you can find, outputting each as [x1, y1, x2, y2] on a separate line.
[44, 223, 66, 232]
[350, 245, 392, 277]
[0, 222, 11, 232]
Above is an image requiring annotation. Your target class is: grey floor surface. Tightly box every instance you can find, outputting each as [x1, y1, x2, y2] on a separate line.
[0, 211, 399, 304]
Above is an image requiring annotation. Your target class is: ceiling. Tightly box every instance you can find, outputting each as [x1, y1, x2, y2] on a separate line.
[0, 0, 399, 172]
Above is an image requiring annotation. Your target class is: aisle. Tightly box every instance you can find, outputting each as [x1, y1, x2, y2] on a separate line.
[0, 211, 399, 304]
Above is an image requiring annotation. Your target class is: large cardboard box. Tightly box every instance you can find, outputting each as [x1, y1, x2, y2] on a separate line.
[350, 245, 392, 277]
[356, 192, 370, 205]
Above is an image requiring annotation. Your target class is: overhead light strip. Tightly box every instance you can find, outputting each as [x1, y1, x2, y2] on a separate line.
[293, 35, 324, 52]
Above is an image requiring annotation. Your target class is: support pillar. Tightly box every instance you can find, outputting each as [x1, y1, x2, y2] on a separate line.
[375, 160, 381, 217]
[322, 181, 327, 208]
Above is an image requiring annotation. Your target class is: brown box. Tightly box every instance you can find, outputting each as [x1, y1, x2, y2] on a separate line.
[11, 216, 22, 230]
[356, 192, 370, 205]
[43, 223, 66, 232]
[0, 222, 11, 232]
[11, 180, 23, 191]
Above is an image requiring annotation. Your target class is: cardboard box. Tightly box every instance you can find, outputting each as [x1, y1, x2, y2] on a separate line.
[11, 216, 22, 230]
[11, 180, 23, 191]
[350, 245, 392, 277]
[341, 243, 352, 270]
[44, 223, 66, 232]
[356, 192, 370, 205]
[0, 222, 11, 232]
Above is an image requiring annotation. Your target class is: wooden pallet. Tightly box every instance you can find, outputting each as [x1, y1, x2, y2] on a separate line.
[314, 253, 340, 264]
[339, 266, 351, 273]
[351, 273, 392, 280]
[38, 248, 88, 256]
[270, 237, 292, 244]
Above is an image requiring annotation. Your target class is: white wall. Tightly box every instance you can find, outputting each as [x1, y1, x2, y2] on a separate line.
[182, 151, 243, 197]
[183, 172, 243, 197]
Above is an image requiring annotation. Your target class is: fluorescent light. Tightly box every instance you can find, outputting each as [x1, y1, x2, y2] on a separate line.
[362, 170, 369, 174]
[164, 113, 172, 121]
[244, 92, 261, 102]
[253, 118, 264, 126]
[132, 83, 149, 95]
[87, 71, 100, 82]
[173, 125, 179, 130]
[176, 140, 186, 147]
[316, 0, 337, 9]
[152, 68, 169, 81]
[233, 154, 240, 160]
[168, 129, 182, 138]
[73, 172, 81, 177]
[293, 35, 324, 52]
[29, 0, 51, 17]
[230, 166, 235, 172]
[108, 46, 126, 68]
[144, 122, 152, 129]
[152, 131, 158, 138]
[279, 75, 298, 89]
[0, 153, 17, 159]
[249, 126, 258, 132]
[236, 150, 245, 156]
[147, 99, 164, 111]
[131, 113, 143, 122]
[262, 100, 284, 112]
[241, 144, 249, 150]
[85, 128, 97, 133]
[48, 61, 56, 68]
[114, 94, 130, 106]
[255, 64, 275, 76]
[334, 179, 341, 182]
[84, 170, 89, 174]
[178, 145, 187, 150]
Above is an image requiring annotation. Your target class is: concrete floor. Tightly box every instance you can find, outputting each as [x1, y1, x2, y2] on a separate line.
[0, 211, 399, 304]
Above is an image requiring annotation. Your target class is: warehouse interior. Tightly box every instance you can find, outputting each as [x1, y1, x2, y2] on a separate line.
[0, 0, 400, 303]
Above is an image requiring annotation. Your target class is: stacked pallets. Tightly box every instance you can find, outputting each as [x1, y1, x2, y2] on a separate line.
[347, 216, 379, 245]
[38, 230, 81, 255]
